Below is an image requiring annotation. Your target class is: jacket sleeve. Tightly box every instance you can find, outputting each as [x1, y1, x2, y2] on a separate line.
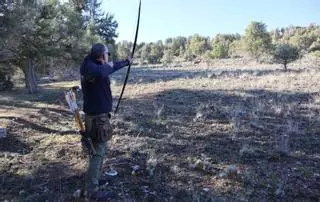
[83, 59, 114, 77]
[82, 59, 130, 77]
[111, 59, 130, 73]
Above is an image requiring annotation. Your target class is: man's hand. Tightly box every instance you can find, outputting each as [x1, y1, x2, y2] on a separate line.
[128, 56, 133, 64]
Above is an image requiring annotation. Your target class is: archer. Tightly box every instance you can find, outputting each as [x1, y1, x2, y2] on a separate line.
[80, 43, 132, 200]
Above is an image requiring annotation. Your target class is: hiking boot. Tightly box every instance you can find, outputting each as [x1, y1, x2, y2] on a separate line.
[98, 179, 108, 186]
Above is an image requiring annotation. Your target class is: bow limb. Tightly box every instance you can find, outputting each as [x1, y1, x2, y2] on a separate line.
[114, 0, 141, 114]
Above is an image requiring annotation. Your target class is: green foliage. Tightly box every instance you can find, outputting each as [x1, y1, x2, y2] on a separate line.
[244, 21, 272, 59]
[117, 23, 318, 66]
[161, 49, 174, 65]
[186, 34, 210, 57]
[83, 0, 118, 44]
[312, 50, 320, 58]
[229, 39, 246, 58]
[168, 36, 187, 57]
[0, 0, 119, 93]
[140, 44, 151, 63]
[96, 13, 118, 43]
[211, 34, 240, 58]
[212, 43, 228, 59]
[136, 42, 164, 64]
[309, 38, 320, 52]
[272, 24, 320, 53]
[203, 50, 214, 60]
[116, 41, 132, 60]
[272, 44, 299, 70]
[149, 42, 164, 64]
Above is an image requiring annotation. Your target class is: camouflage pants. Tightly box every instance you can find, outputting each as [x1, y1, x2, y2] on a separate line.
[84, 113, 113, 192]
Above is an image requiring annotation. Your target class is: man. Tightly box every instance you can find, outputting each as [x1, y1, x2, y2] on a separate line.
[80, 43, 132, 200]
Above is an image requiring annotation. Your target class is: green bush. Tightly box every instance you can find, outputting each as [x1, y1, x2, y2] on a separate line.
[272, 44, 299, 71]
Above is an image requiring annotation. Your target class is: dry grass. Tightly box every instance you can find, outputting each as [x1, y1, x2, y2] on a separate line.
[0, 58, 320, 201]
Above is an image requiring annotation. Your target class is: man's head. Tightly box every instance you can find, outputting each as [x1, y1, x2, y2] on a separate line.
[90, 43, 110, 63]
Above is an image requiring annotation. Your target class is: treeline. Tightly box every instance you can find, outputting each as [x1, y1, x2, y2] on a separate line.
[0, 0, 118, 93]
[115, 22, 320, 66]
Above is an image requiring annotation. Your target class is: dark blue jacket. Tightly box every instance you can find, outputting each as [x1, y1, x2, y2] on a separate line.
[80, 55, 130, 114]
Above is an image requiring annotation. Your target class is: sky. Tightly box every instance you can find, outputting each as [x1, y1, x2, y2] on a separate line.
[101, 0, 320, 43]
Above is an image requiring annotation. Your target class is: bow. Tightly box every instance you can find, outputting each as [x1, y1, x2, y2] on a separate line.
[114, 0, 141, 114]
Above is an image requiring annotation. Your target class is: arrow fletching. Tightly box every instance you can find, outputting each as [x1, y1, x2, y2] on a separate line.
[65, 90, 78, 113]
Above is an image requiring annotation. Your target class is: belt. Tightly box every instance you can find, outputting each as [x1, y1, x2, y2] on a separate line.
[86, 112, 111, 118]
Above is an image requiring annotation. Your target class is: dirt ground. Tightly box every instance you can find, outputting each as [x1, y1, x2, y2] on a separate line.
[0, 60, 320, 201]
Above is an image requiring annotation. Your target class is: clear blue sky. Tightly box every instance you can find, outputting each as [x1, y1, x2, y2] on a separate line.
[101, 0, 319, 43]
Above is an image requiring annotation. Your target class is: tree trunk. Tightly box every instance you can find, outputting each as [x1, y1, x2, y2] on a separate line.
[283, 61, 287, 71]
[24, 58, 38, 94]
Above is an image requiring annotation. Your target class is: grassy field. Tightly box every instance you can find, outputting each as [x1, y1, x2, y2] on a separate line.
[0, 59, 320, 201]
